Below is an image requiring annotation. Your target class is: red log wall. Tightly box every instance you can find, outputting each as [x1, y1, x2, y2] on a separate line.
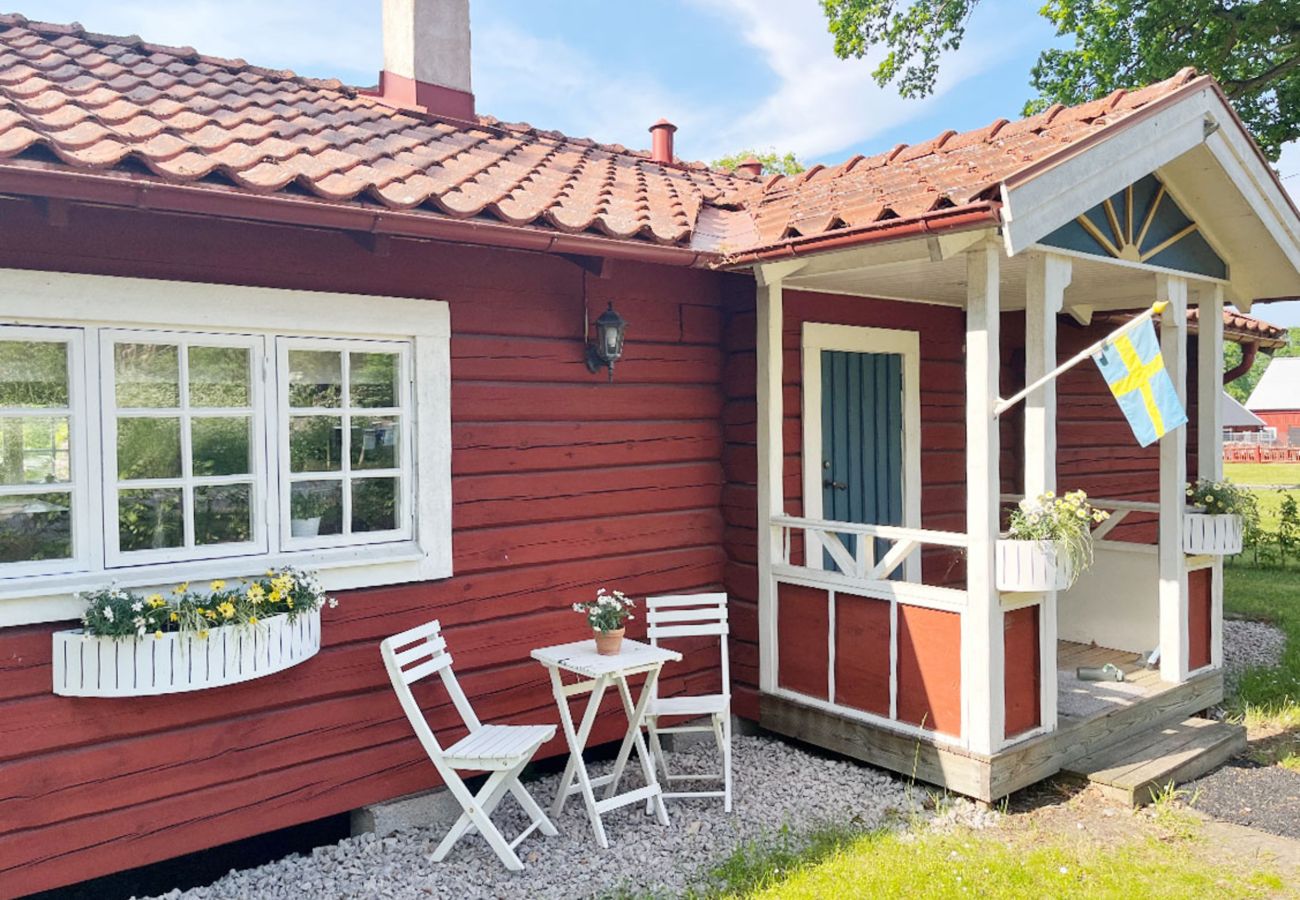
[0, 199, 734, 898]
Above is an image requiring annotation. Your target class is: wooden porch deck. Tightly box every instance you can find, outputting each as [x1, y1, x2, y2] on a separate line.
[760, 639, 1225, 803]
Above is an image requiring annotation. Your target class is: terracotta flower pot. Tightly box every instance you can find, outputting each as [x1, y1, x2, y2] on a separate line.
[593, 627, 625, 656]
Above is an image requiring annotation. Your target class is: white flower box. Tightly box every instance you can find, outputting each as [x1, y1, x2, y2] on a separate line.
[1182, 512, 1243, 556]
[996, 539, 1074, 592]
[51, 608, 321, 697]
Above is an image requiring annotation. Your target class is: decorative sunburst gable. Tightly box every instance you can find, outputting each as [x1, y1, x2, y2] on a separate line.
[1040, 174, 1226, 279]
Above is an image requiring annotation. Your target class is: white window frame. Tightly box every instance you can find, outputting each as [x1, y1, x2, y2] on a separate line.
[0, 268, 452, 628]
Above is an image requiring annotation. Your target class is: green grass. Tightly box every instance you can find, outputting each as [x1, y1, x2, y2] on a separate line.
[1225, 462, 1300, 486]
[1223, 563, 1300, 728]
[679, 825, 1286, 899]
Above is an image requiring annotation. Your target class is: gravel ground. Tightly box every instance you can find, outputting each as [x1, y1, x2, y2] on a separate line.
[1222, 619, 1287, 692]
[143, 735, 942, 900]
[1189, 759, 1300, 838]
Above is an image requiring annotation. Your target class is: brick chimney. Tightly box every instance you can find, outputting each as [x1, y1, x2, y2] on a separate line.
[736, 157, 763, 178]
[649, 119, 677, 164]
[374, 0, 475, 120]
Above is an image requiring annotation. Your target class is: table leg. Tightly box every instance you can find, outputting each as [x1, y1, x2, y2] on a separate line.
[546, 665, 611, 848]
[604, 664, 670, 826]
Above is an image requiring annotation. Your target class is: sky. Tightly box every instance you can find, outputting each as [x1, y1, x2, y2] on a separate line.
[15, 0, 1300, 324]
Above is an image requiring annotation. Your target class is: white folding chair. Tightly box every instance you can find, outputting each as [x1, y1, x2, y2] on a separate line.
[380, 619, 557, 872]
[643, 593, 733, 812]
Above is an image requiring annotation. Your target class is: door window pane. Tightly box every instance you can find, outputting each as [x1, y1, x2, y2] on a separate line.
[115, 343, 179, 407]
[191, 417, 251, 477]
[0, 341, 68, 408]
[189, 346, 251, 407]
[352, 477, 398, 533]
[288, 350, 342, 408]
[0, 417, 71, 485]
[117, 417, 182, 480]
[118, 488, 184, 551]
[350, 352, 398, 408]
[351, 416, 399, 470]
[0, 492, 72, 562]
[194, 483, 253, 546]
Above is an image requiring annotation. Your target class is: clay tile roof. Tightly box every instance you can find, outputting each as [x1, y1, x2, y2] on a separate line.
[0, 15, 1216, 256]
[1188, 307, 1289, 350]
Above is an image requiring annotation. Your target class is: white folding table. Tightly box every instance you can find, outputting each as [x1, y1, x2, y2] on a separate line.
[531, 638, 682, 848]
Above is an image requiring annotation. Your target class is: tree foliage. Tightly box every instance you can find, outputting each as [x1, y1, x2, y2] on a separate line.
[712, 149, 807, 175]
[822, 0, 1300, 159]
[1225, 325, 1300, 403]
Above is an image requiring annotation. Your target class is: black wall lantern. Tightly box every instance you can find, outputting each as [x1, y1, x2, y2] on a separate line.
[585, 302, 628, 381]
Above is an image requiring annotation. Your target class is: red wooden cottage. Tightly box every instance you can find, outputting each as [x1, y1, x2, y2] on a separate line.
[2, 2, 1300, 895]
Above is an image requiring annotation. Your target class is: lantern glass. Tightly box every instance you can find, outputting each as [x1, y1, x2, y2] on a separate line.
[587, 303, 628, 380]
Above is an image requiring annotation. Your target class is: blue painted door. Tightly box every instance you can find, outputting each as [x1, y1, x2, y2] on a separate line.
[820, 350, 904, 571]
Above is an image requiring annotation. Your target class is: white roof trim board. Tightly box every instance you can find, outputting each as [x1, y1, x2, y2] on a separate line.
[1246, 357, 1300, 411]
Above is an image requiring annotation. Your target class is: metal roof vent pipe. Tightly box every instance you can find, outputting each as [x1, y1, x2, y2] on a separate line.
[649, 119, 677, 164]
[373, 0, 475, 120]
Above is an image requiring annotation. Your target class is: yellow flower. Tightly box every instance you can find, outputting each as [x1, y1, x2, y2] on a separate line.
[154, 630, 164, 640]
[217, 601, 236, 620]
[169, 612, 179, 622]
[249, 616, 259, 625]
[286, 598, 294, 609]
[197, 629, 209, 640]
[247, 583, 266, 603]
[210, 579, 226, 592]
[147, 593, 165, 608]
[174, 582, 190, 595]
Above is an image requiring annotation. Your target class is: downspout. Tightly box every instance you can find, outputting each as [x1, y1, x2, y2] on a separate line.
[1224, 341, 1258, 384]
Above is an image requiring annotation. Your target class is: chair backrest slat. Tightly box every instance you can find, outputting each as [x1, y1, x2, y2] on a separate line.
[380, 619, 483, 765]
[645, 593, 730, 699]
[401, 651, 453, 684]
[394, 634, 447, 667]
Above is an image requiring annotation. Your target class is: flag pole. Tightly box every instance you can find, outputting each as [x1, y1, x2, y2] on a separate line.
[992, 301, 1169, 418]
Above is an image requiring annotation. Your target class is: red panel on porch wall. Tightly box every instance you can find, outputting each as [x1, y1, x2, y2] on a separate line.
[896, 605, 962, 736]
[1003, 605, 1041, 738]
[1189, 568, 1213, 671]
[777, 583, 830, 699]
[834, 594, 890, 715]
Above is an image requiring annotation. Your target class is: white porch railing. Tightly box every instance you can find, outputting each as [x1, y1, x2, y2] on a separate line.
[999, 494, 1160, 553]
[770, 514, 969, 608]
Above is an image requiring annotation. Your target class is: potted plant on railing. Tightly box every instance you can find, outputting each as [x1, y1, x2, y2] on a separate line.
[573, 588, 635, 656]
[1184, 479, 1251, 555]
[52, 568, 337, 697]
[997, 490, 1109, 592]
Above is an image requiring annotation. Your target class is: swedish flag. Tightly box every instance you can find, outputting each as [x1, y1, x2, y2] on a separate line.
[1092, 318, 1187, 447]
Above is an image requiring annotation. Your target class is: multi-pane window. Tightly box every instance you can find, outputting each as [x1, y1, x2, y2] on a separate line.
[0, 329, 83, 575]
[0, 325, 415, 579]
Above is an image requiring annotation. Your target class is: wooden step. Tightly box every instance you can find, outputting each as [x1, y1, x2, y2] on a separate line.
[1062, 717, 1246, 806]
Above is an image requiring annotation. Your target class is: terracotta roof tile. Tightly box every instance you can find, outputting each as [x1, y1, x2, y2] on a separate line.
[0, 14, 1215, 253]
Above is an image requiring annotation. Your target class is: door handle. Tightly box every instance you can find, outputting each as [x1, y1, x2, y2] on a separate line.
[823, 480, 848, 491]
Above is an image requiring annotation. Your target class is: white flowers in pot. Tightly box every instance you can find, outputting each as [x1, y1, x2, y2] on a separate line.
[1183, 479, 1250, 555]
[573, 588, 635, 656]
[997, 490, 1109, 592]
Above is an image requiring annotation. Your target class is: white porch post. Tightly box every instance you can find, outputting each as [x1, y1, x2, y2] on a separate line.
[1024, 252, 1071, 731]
[1158, 275, 1190, 683]
[964, 242, 1003, 754]
[756, 262, 800, 694]
[1197, 283, 1225, 668]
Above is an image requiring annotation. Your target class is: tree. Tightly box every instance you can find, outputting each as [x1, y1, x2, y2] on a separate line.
[1225, 325, 1300, 403]
[712, 149, 807, 176]
[821, 0, 1300, 160]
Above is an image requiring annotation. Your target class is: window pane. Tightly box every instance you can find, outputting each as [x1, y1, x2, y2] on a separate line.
[288, 350, 342, 408]
[189, 346, 251, 408]
[115, 343, 179, 408]
[0, 341, 68, 408]
[350, 352, 399, 408]
[119, 488, 183, 551]
[290, 480, 342, 536]
[289, 416, 343, 473]
[351, 416, 399, 470]
[117, 417, 182, 480]
[191, 417, 251, 477]
[0, 416, 70, 485]
[352, 477, 398, 533]
[0, 492, 72, 562]
[194, 483, 252, 546]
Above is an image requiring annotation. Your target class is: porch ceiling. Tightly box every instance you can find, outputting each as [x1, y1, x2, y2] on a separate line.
[778, 236, 1211, 314]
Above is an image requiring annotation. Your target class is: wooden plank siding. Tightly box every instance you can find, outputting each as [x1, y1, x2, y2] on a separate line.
[0, 199, 736, 898]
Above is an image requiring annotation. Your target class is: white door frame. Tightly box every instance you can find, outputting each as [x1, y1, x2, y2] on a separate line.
[800, 323, 923, 583]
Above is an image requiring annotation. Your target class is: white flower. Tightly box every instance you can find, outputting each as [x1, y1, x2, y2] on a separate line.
[136, 626, 147, 637]
[327, 598, 339, 609]
[102, 606, 114, 622]
[572, 602, 584, 613]
[131, 601, 144, 612]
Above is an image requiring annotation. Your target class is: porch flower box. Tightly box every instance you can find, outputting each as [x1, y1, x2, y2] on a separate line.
[996, 539, 1074, 592]
[51, 567, 334, 698]
[53, 608, 321, 697]
[1182, 512, 1243, 556]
